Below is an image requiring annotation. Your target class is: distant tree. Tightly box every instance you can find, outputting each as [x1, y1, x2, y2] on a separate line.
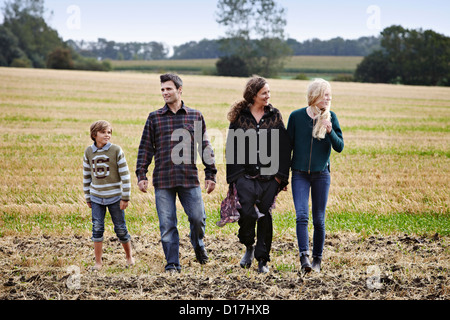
[0, 25, 25, 66]
[172, 39, 223, 59]
[353, 50, 393, 83]
[355, 25, 450, 86]
[10, 57, 32, 67]
[146, 42, 169, 60]
[216, 55, 248, 77]
[47, 47, 74, 69]
[216, 0, 291, 77]
[2, 0, 63, 67]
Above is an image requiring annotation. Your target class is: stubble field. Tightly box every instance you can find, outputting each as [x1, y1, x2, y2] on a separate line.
[0, 67, 449, 300]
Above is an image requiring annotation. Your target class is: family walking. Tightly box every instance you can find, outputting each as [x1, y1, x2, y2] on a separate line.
[83, 73, 344, 274]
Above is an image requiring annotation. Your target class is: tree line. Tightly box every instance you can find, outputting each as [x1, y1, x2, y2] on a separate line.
[65, 34, 380, 62]
[169, 36, 380, 60]
[67, 39, 169, 61]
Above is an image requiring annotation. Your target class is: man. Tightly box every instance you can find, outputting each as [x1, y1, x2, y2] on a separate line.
[136, 74, 216, 273]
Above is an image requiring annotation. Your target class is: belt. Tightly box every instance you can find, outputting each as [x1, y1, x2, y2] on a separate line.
[244, 174, 274, 182]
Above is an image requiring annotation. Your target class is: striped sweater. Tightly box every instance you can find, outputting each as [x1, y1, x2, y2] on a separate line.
[83, 143, 131, 202]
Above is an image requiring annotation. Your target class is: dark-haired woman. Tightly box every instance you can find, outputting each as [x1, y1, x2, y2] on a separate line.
[224, 76, 291, 273]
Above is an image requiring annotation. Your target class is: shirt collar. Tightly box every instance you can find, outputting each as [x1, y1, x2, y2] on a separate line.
[91, 142, 112, 153]
[161, 101, 188, 115]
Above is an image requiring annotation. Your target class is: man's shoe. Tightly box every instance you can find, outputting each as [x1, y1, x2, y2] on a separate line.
[240, 245, 255, 268]
[312, 256, 322, 273]
[195, 247, 209, 264]
[300, 255, 312, 273]
[258, 260, 269, 273]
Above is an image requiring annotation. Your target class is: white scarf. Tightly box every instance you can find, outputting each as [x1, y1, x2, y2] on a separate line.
[310, 105, 331, 140]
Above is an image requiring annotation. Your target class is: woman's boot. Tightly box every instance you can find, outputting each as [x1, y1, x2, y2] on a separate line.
[240, 245, 255, 268]
[300, 254, 312, 273]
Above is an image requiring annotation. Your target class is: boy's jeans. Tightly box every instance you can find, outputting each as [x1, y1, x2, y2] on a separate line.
[91, 200, 131, 243]
[291, 169, 330, 259]
[155, 186, 206, 271]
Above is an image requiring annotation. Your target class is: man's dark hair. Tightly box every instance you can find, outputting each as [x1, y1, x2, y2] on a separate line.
[160, 73, 183, 89]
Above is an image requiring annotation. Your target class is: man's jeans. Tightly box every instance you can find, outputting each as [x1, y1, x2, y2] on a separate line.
[155, 186, 206, 271]
[91, 200, 131, 243]
[291, 169, 330, 259]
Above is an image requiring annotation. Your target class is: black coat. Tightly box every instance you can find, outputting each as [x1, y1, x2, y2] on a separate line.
[226, 104, 292, 188]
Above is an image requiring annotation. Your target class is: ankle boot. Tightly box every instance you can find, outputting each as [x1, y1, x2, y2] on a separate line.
[240, 245, 255, 268]
[312, 256, 322, 272]
[258, 260, 269, 273]
[300, 254, 312, 273]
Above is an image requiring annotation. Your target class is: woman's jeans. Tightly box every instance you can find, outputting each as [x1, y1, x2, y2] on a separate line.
[91, 200, 131, 243]
[155, 186, 206, 271]
[291, 169, 330, 259]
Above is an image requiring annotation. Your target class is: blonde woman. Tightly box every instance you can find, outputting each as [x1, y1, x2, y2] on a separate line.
[286, 79, 344, 273]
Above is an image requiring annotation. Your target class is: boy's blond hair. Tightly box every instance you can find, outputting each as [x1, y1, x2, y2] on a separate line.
[90, 120, 112, 142]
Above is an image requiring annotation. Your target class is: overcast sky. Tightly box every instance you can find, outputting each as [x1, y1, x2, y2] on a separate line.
[1, 0, 449, 47]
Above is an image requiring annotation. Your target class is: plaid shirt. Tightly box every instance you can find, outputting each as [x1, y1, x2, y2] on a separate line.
[136, 102, 217, 188]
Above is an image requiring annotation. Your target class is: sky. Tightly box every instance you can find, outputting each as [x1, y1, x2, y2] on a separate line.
[1, 0, 449, 49]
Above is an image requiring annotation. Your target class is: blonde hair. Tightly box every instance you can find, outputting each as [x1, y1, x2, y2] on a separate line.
[90, 120, 112, 142]
[307, 78, 331, 140]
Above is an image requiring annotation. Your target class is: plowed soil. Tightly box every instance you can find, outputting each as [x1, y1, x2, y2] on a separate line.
[1, 232, 448, 300]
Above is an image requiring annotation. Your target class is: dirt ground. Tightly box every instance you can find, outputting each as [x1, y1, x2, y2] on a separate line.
[0, 232, 448, 300]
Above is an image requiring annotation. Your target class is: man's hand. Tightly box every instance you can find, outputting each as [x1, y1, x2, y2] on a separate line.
[138, 180, 148, 193]
[205, 180, 216, 194]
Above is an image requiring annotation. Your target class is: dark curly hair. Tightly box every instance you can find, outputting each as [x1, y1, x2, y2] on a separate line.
[227, 76, 267, 123]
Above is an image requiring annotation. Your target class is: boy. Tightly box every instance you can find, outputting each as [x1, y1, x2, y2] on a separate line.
[83, 120, 134, 270]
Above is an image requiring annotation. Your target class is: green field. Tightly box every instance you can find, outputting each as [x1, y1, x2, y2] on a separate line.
[1, 66, 448, 236]
[111, 55, 364, 78]
[0, 67, 449, 300]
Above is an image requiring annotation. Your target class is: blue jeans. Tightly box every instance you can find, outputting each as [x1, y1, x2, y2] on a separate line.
[155, 186, 206, 271]
[291, 169, 330, 258]
[91, 200, 131, 243]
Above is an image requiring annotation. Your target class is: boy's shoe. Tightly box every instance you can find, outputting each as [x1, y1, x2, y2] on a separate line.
[165, 268, 180, 274]
[240, 245, 255, 268]
[195, 247, 209, 264]
[300, 255, 312, 273]
[312, 256, 322, 273]
[165, 264, 181, 273]
[258, 260, 269, 274]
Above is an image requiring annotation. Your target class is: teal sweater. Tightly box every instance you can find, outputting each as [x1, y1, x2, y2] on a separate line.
[287, 107, 344, 173]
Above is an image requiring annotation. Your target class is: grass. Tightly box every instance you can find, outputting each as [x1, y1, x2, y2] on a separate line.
[0, 67, 449, 239]
[326, 212, 449, 235]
